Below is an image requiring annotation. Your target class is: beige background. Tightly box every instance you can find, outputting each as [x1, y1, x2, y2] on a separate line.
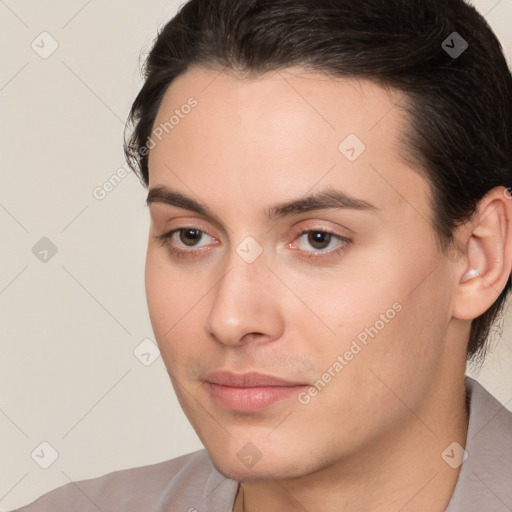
[1, 0, 512, 509]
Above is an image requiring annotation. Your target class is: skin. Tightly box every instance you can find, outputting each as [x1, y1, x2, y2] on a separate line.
[144, 66, 512, 511]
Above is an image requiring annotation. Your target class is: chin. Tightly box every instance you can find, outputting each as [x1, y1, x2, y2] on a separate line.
[206, 443, 315, 482]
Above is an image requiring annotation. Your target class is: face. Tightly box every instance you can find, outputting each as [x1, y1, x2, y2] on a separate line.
[145, 66, 460, 481]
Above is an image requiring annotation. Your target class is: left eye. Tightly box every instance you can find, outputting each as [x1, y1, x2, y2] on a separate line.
[293, 230, 349, 253]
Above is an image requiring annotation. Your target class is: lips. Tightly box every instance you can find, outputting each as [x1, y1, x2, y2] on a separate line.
[204, 371, 306, 387]
[203, 371, 309, 412]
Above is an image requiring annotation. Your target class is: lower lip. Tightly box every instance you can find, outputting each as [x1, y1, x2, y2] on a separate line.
[206, 383, 308, 412]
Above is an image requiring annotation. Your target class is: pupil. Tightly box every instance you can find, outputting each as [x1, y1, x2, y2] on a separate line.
[309, 231, 331, 249]
[181, 229, 201, 246]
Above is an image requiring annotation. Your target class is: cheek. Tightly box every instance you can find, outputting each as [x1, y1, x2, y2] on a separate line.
[144, 248, 207, 360]
[341, 268, 452, 398]
[310, 248, 450, 377]
[145, 249, 173, 336]
[289, 265, 401, 348]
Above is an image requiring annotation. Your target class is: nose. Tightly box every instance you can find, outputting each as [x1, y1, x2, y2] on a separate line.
[204, 249, 285, 347]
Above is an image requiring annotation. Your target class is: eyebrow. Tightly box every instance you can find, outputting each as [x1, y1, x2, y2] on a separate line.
[146, 185, 379, 222]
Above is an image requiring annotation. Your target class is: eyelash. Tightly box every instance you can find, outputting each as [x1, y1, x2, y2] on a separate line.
[155, 227, 352, 260]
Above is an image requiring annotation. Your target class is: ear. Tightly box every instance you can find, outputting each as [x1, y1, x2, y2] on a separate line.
[452, 186, 512, 320]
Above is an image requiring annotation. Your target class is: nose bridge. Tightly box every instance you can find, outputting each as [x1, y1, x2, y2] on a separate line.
[205, 241, 282, 345]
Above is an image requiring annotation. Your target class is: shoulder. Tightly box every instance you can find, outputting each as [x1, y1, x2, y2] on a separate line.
[465, 376, 512, 441]
[13, 449, 239, 512]
[446, 376, 512, 512]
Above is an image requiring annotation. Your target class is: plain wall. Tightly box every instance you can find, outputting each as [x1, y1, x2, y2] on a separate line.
[1, 0, 512, 509]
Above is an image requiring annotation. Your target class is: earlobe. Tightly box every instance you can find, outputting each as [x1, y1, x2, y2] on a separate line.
[452, 187, 512, 320]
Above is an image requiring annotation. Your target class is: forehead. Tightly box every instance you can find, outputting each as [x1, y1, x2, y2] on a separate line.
[148, 66, 432, 224]
[151, 65, 406, 143]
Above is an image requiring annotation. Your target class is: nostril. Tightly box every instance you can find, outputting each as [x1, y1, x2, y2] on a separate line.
[241, 332, 263, 342]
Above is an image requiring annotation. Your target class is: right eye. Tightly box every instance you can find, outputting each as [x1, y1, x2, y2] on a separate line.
[155, 227, 218, 258]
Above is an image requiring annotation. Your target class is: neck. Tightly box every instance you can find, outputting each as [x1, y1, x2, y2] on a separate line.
[233, 373, 469, 512]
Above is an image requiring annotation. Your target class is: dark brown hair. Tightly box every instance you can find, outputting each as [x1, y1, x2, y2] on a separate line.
[125, 0, 512, 364]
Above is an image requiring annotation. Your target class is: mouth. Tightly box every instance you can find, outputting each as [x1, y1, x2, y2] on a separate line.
[204, 371, 310, 412]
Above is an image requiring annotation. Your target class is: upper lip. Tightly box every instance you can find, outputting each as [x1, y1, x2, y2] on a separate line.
[205, 371, 306, 387]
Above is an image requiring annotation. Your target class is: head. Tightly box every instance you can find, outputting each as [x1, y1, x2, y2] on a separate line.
[125, 0, 512, 481]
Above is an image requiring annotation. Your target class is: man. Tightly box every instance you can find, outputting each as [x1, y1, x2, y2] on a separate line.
[15, 0, 512, 510]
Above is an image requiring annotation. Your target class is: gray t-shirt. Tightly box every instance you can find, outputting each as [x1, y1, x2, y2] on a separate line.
[12, 376, 512, 511]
